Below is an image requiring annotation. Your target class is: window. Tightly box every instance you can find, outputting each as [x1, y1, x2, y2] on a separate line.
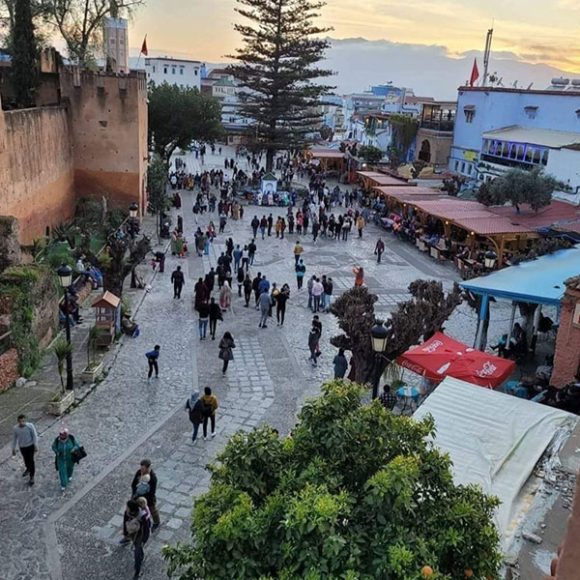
[164, 67, 167, 74]
[180, 68, 184, 75]
[152, 66, 156, 73]
[461, 162, 466, 173]
[454, 161, 459, 171]
[195, 69, 198, 76]
[172, 67, 176, 75]
[524, 106, 538, 119]
[542, 150, 549, 166]
[463, 106, 475, 123]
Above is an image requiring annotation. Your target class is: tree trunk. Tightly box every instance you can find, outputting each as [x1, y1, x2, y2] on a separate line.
[266, 148, 275, 172]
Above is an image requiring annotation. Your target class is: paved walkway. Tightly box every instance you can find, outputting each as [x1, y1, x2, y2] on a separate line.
[2, 147, 517, 580]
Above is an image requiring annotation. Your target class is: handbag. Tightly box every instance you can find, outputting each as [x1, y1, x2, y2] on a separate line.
[71, 446, 87, 464]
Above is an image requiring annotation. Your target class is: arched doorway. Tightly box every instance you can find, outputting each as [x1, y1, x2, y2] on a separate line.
[418, 139, 431, 163]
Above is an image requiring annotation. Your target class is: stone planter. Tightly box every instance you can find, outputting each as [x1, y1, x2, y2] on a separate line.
[47, 390, 75, 416]
[80, 362, 104, 384]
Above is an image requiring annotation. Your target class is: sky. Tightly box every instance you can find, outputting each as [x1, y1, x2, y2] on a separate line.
[128, 0, 580, 73]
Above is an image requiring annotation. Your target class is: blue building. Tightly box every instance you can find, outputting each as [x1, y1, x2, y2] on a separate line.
[449, 83, 580, 200]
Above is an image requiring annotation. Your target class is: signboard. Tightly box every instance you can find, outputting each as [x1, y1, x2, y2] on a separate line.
[463, 150, 478, 162]
[573, 302, 580, 328]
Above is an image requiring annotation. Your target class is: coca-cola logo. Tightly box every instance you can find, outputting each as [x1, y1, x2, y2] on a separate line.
[474, 361, 498, 378]
[422, 340, 444, 353]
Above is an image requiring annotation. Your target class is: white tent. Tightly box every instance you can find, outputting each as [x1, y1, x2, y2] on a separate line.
[413, 377, 577, 548]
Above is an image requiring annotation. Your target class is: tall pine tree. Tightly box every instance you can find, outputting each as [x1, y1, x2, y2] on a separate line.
[227, 0, 334, 171]
[11, 0, 39, 108]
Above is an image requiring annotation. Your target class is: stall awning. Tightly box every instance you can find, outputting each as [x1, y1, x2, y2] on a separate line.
[397, 332, 515, 388]
[461, 246, 580, 306]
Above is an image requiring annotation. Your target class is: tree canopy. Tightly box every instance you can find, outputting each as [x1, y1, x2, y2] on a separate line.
[164, 381, 502, 579]
[227, 0, 334, 171]
[359, 144, 383, 165]
[476, 167, 560, 212]
[11, 0, 39, 108]
[330, 282, 462, 384]
[148, 82, 223, 166]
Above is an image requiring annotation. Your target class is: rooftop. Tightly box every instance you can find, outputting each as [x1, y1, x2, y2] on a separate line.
[459, 86, 580, 97]
[482, 126, 580, 149]
[145, 57, 202, 65]
[461, 246, 580, 305]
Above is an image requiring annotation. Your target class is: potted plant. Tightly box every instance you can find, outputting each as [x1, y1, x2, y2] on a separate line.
[81, 326, 103, 383]
[47, 337, 75, 415]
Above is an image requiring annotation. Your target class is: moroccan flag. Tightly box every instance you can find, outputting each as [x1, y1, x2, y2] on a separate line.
[140, 36, 148, 56]
[470, 58, 480, 87]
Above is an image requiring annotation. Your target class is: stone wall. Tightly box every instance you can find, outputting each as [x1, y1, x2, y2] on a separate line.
[0, 216, 22, 273]
[552, 277, 580, 387]
[0, 102, 76, 244]
[59, 69, 148, 214]
[0, 348, 19, 392]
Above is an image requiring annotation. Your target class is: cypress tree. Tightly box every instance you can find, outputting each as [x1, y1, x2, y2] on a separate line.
[227, 0, 334, 171]
[11, 0, 40, 108]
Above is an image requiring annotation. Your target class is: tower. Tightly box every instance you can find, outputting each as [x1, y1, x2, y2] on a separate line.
[103, 15, 129, 74]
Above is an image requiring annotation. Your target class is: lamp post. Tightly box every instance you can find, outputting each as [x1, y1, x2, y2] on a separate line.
[484, 250, 497, 270]
[56, 264, 74, 391]
[129, 202, 139, 219]
[370, 321, 389, 399]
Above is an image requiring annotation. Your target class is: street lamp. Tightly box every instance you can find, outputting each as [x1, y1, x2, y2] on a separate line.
[370, 321, 389, 399]
[484, 250, 497, 270]
[56, 264, 74, 391]
[129, 202, 139, 219]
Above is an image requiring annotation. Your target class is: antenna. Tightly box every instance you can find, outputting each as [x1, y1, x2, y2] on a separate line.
[482, 27, 494, 87]
[512, 80, 519, 88]
[527, 82, 534, 90]
[497, 77, 503, 87]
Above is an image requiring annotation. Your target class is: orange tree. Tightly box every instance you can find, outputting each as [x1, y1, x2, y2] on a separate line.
[164, 381, 501, 579]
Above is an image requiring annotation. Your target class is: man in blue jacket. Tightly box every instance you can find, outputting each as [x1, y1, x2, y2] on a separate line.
[145, 345, 160, 380]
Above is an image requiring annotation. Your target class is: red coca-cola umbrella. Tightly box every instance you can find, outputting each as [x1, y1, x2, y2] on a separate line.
[396, 332, 515, 389]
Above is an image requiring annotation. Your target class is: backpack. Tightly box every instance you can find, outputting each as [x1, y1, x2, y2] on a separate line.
[201, 398, 213, 417]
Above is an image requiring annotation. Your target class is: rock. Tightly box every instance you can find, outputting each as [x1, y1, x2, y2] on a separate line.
[26, 381, 37, 387]
[15, 377, 27, 388]
[523, 532, 543, 544]
[540, 523, 547, 529]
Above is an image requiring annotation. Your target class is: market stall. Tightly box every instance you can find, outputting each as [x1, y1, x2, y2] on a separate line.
[397, 332, 515, 388]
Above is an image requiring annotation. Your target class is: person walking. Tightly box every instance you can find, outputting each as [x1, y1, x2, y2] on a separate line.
[122, 499, 150, 579]
[218, 331, 236, 374]
[145, 345, 160, 380]
[267, 213, 273, 236]
[248, 239, 257, 265]
[356, 215, 365, 238]
[276, 284, 290, 326]
[333, 349, 349, 379]
[293, 241, 304, 266]
[51, 428, 81, 491]
[375, 238, 385, 263]
[252, 271, 262, 307]
[201, 387, 219, 439]
[311, 277, 324, 313]
[12, 414, 38, 486]
[204, 268, 216, 295]
[259, 216, 267, 240]
[198, 300, 210, 340]
[295, 259, 306, 289]
[130, 459, 160, 530]
[243, 273, 253, 307]
[241, 245, 250, 270]
[219, 281, 232, 312]
[308, 323, 321, 366]
[324, 276, 334, 312]
[353, 265, 364, 288]
[258, 289, 271, 328]
[251, 216, 259, 238]
[170, 266, 185, 299]
[185, 392, 204, 442]
[209, 297, 223, 340]
[236, 266, 245, 298]
[233, 244, 243, 273]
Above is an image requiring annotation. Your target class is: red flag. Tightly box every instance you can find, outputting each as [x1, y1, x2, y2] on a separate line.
[470, 58, 480, 87]
[140, 36, 148, 56]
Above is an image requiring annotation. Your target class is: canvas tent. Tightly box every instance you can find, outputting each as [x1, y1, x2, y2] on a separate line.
[413, 377, 577, 549]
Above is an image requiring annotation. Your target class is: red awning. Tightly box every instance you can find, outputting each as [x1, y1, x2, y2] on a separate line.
[396, 332, 515, 389]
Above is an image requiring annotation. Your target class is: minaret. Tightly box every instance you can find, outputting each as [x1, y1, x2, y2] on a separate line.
[103, 2, 128, 74]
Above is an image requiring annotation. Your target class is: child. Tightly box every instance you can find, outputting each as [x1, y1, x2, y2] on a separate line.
[134, 473, 150, 498]
[136, 496, 152, 539]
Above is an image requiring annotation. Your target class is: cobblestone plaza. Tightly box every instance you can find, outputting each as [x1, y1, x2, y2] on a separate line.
[0, 149, 515, 580]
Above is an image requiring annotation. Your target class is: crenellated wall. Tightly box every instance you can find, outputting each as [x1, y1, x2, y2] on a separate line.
[0, 68, 148, 245]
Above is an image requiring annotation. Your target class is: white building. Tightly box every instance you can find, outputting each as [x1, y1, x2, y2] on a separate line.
[449, 82, 580, 199]
[145, 57, 203, 90]
[103, 17, 128, 74]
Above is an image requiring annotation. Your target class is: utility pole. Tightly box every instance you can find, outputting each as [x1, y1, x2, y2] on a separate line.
[482, 28, 494, 87]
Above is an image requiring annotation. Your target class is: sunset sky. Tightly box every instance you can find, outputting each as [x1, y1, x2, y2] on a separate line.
[128, 0, 580, 72]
